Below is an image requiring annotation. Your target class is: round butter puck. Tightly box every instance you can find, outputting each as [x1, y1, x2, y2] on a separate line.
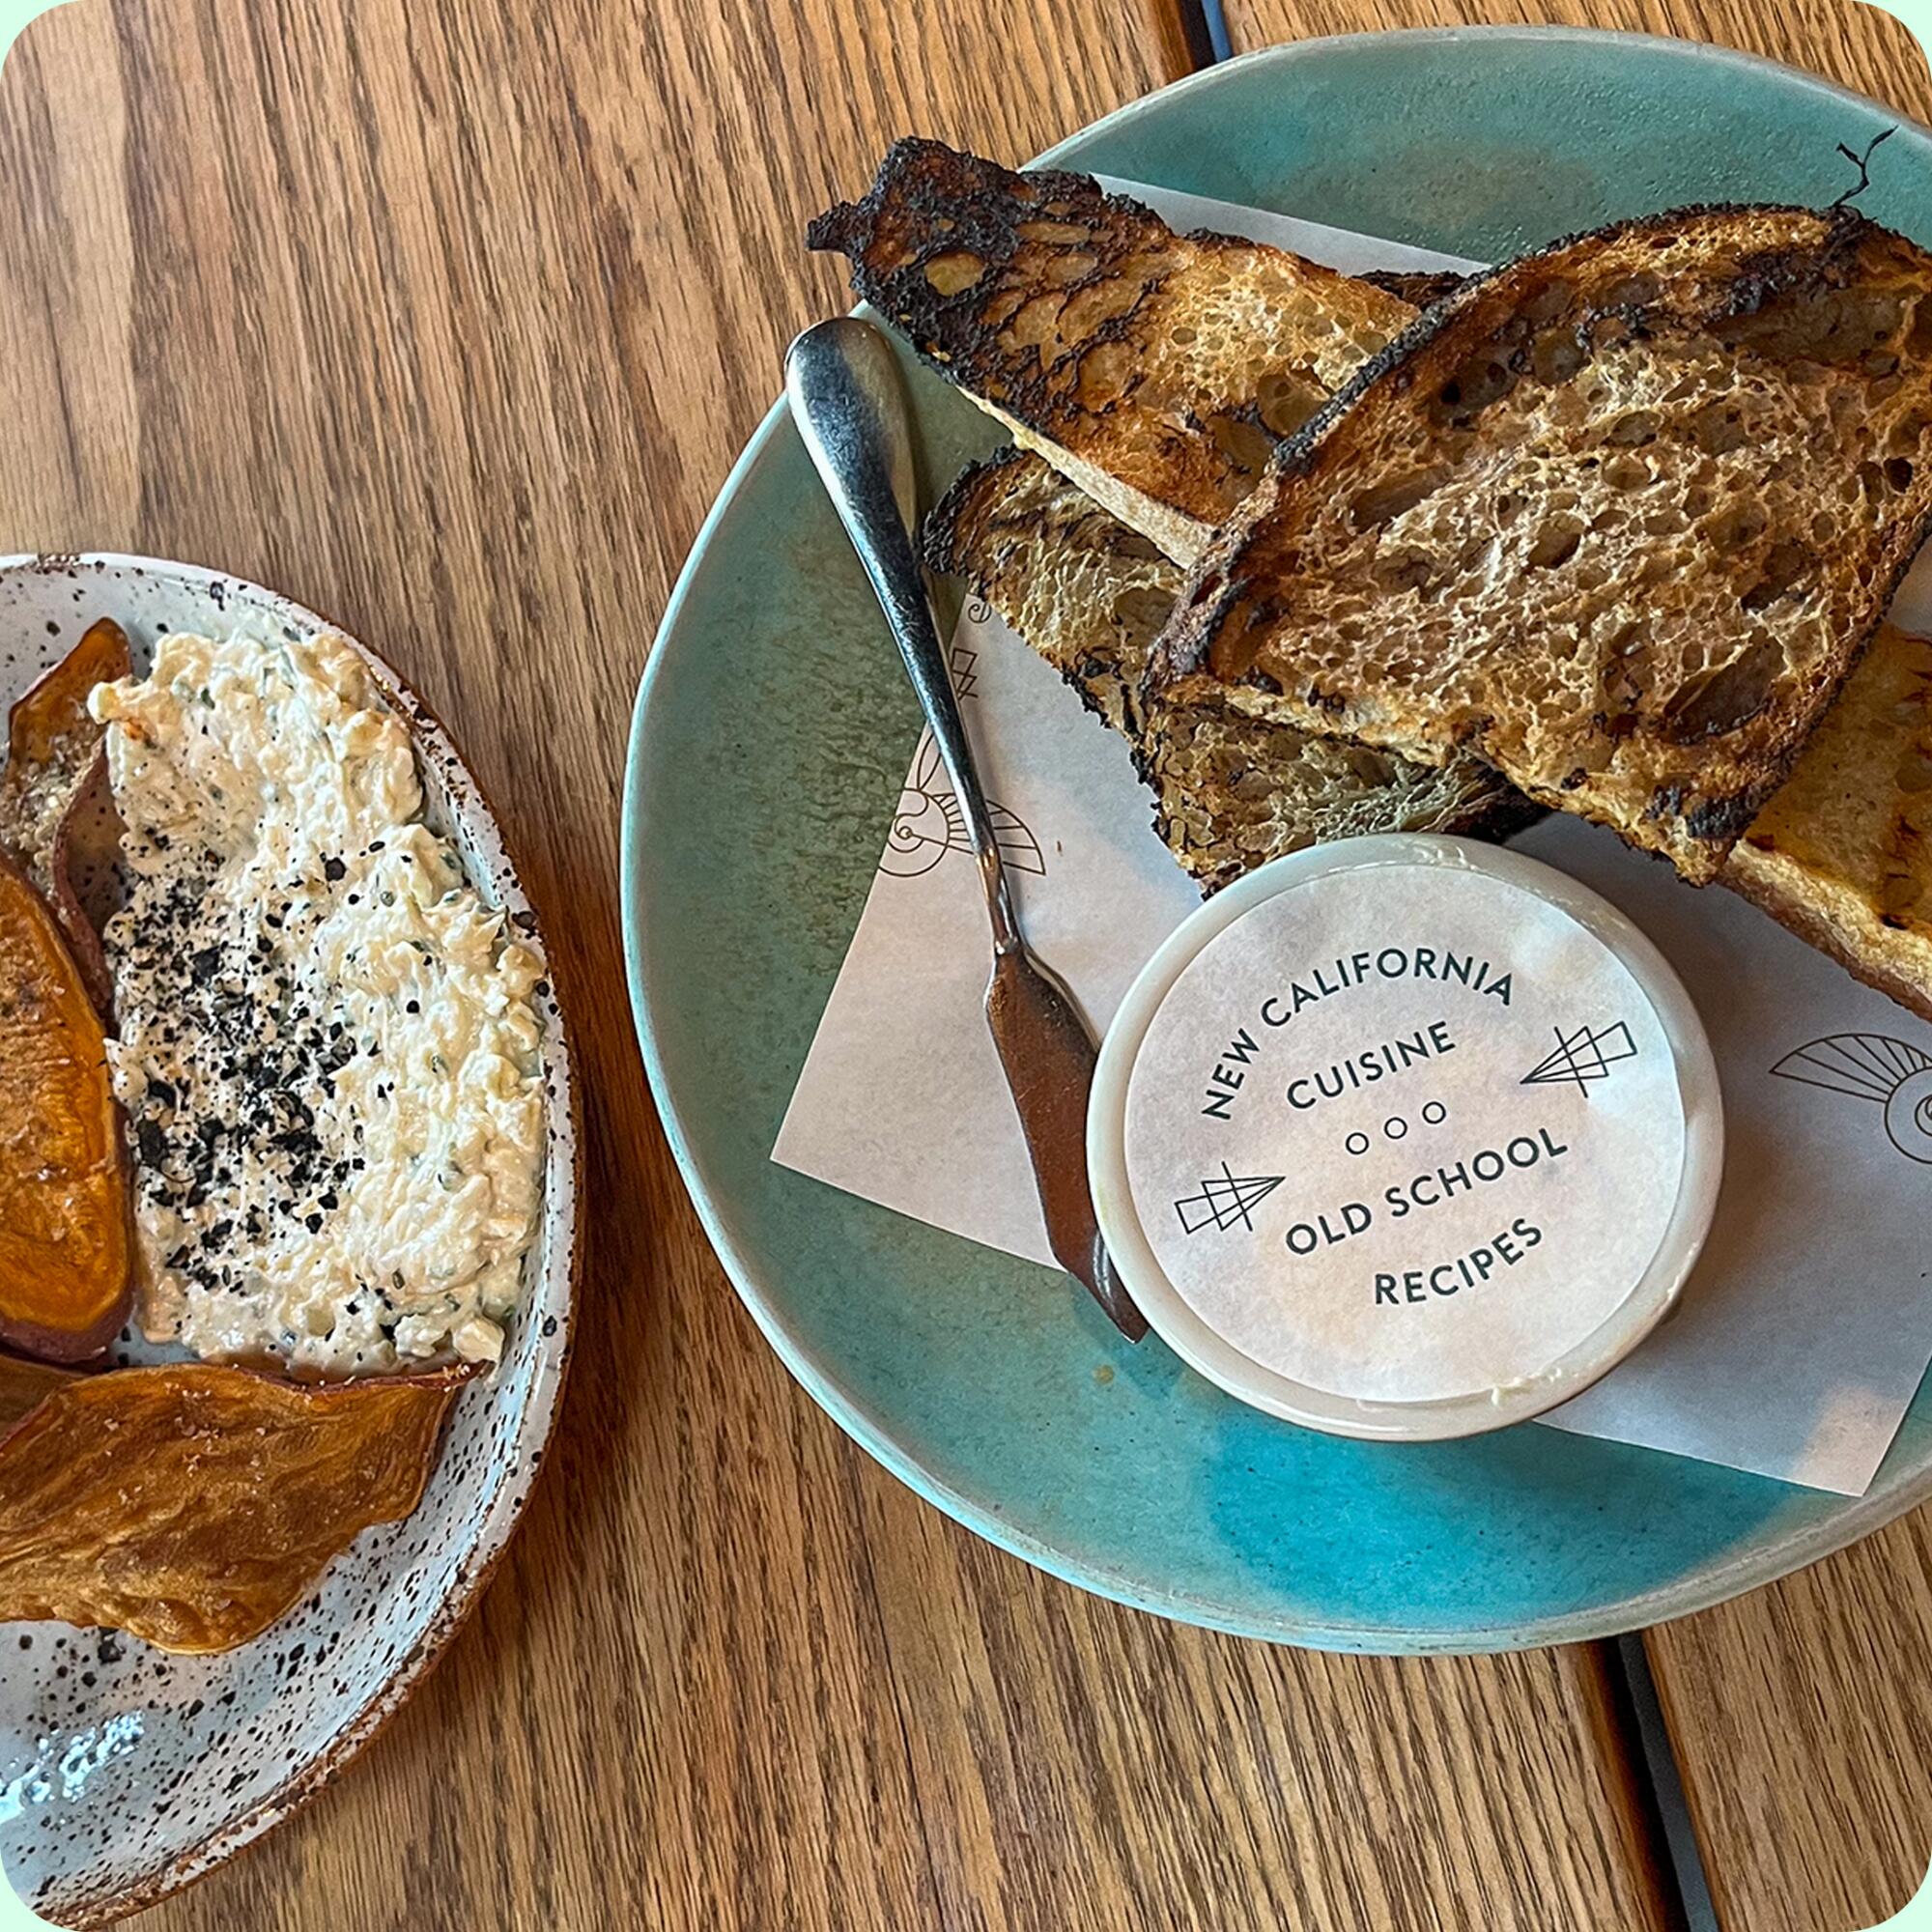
[1088, 835, 1724, 1440]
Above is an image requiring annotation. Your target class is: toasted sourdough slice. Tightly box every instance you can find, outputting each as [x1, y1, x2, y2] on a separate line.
[1149, 206, 1932, 884]
[925, 449, 1534, 893]
[1726, 624, 1932, 1019]
[808, 139, 1416, 564]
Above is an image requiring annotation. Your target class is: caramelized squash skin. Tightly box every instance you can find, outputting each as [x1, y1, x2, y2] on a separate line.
[0, 850, 130, 1361]
[0, 617, 129, 1016]
[0, 1349, 71, 1435]
[0, 1363, 474, 1652]
[8, 618, 130, 769]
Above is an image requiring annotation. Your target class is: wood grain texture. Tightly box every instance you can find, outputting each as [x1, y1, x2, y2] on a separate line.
[0, 0, 1674, 1928]
[1650, 1521, 1932, 1932]
[1222, 3, 1932, 1926]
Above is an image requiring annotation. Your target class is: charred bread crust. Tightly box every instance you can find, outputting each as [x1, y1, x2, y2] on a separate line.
[1360, 268, 1470, 309]
[811, 139, 1415, 554]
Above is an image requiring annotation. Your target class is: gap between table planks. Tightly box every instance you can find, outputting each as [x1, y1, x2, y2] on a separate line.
[1211, 4, 1932, 1928]
[0, 0, 1693, 1925]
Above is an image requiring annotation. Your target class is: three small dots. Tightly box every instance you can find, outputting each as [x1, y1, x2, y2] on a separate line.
[1347, 1099, 1448, 1155]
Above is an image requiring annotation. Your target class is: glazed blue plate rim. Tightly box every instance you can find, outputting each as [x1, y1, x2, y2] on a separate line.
[1045, 22, 1932, 156]
[625, 27, 1932, 1652]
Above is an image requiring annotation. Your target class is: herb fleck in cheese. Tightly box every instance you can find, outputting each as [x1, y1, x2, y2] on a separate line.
[91, 630, 545, 1375]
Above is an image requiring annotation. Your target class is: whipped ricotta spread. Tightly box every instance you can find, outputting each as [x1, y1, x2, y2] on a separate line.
[91, 629, 545, 1375]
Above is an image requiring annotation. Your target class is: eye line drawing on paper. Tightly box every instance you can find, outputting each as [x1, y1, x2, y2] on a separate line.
[1772, 1033, 1932, 1167]
[878, 726, 1047, 881]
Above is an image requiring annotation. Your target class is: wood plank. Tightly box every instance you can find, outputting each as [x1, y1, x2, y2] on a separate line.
[1222, 4, 1932, 1925]
[1650, 1522, 1932, 1930]
[859, 1496, 1669, 1930]
[1, 0, 1666, 1925]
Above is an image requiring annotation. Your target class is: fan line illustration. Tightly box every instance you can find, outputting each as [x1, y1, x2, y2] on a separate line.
[1521, 1020, 1639, 1094]
[1174, 1167, 1286, 1236]
[1771, 1034, 1932, 1166]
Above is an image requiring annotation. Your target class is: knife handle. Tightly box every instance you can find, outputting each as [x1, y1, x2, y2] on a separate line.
[785, 318, 1022, 952]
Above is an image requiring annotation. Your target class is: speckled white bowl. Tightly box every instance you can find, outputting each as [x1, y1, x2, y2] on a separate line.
[0, 555, 579, 1927]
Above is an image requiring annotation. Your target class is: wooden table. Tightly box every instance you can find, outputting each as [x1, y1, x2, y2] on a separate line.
[1, 0, 1928, 1925]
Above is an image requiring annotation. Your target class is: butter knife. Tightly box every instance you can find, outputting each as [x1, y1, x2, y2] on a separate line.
[785, 317, 1147, 1341]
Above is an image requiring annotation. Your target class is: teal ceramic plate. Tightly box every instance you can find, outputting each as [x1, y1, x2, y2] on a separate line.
[625, 28, 1932, 1652]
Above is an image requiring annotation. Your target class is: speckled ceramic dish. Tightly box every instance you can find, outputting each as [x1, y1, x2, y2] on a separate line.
[0, 555, 578, 1927]
[625, 30, 1932, 1653]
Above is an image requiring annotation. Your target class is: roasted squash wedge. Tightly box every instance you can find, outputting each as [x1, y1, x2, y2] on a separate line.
[0, 1362, 473, 1652]
[0, 849, 130, 1359]
[0, 617, 128, 1015]
[9, 618, 128, 769]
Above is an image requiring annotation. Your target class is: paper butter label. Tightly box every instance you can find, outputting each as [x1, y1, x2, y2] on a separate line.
[1123, 863, 1688, 1405]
